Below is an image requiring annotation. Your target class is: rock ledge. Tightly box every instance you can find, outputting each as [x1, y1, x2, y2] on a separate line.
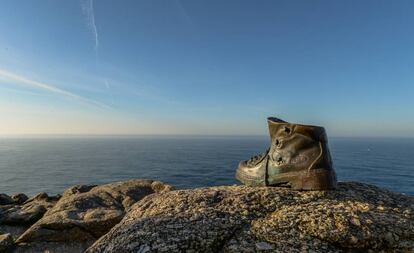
[87, 182, 414, 253]
[2, 180, 413, 253]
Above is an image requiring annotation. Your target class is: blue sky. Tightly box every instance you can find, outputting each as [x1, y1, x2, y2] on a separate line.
[0, 0, 413, 136]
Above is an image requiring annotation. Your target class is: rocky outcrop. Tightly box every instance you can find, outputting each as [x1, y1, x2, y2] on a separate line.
[16, 179, 172, 245]
[10, 194, 28, 205]
[2, 179, 413, 252]
[0, 193, 59, 226]
[13, 241, 92, 253]
[0, 192, 61, 252]
[0, 194, 14, 206]
[86, 182, 414, 253]
[0, 233, 13, 252]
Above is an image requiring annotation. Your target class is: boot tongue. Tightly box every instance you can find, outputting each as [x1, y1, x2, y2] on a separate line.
[267, 117, 287, 123]
[267, 117, 290, 142]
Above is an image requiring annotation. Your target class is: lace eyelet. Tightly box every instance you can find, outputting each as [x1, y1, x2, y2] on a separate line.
[276, 156, 283, 165]
[283, 126, 291, 134]
[275, 139, 282, 149]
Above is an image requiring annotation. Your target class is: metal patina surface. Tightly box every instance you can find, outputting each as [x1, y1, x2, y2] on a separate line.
[236, 117, 337, 190]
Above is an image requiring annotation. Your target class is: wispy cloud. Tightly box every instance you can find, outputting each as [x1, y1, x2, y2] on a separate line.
[175, 0, 194, 26]
[104, 79, 115, 105]
[81, 0, 99, 52]
[0, 69, 110, 109]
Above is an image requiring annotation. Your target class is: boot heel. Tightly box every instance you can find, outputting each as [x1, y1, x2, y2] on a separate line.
[290, 169, 337, 190]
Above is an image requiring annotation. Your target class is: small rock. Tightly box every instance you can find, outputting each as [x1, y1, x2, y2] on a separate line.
[0, 194, 14, 205]
[394, 234, 400, 242]
[350, 217, 361, 226]
[385, 232, 394, 244]
[137, 244, 150, 253]
[0, 233, 13, 252]
[255, 241, 274, 251]
[11, 193, 28, 204]
[62, 185, 97, 198]
[349, 235, 358, 244]
[29, 192, 49, 201]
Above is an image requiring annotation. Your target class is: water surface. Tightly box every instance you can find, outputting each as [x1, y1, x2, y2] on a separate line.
[0, 136, 412, 196]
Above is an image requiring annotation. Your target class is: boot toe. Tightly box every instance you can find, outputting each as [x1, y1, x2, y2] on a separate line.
[235, 161, 265, 186]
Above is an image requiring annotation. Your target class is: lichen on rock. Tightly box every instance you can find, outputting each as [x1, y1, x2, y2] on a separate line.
[86, 182, 414, 253]
[16, 179, 172, 244]
[0, 192, 59, 226]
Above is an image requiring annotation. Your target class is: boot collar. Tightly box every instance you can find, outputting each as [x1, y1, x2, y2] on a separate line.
[267, 117, 328, 143]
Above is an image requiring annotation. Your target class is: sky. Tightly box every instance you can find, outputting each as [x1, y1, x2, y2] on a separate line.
[0, 0, 413, 137]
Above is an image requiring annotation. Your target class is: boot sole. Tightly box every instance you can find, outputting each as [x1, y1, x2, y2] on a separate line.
[268, 168, 337, 190]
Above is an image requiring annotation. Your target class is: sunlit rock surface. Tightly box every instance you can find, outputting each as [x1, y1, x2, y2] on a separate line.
[15, 179, 172, 252]
[0, 192, 60, 236]
[86, 182, 414, 253]
[1, 179, 413, 252]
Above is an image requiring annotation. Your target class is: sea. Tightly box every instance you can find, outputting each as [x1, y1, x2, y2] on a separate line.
[0, 136, 413, 196]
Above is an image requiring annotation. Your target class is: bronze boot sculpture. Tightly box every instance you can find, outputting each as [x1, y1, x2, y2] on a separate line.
[235, 117, 337, 190]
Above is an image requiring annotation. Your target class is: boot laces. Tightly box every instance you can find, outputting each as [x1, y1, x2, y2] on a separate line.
[246, 149, 269, 166]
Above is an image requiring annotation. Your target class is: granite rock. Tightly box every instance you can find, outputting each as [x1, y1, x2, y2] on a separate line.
[0, 233, 13, 252]
[86, 182, 414, 253]
[0, 194, 14, 205]
[11, 194, 29, 205]
[0, 193, 59, 226]
[16, 179, 172, 244]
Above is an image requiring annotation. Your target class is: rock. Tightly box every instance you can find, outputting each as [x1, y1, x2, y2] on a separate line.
[0, 194, 14, 205]
[17, 179, 172, 244]
[11, 193, 28, 205]
[13, 241, 92, 253]
[86, 182, 414, 253]
[0, 225, 27, 239]
[0, 192, 59, 225]
[62, 185, 97, 198]
[350, 217, 361, 226]
[27, 192, 60, 203]
[136, 244, 150, 253]
[0, 233, 13, 252]
[384, 232, 394, 244]
[255, 241, 274, 251]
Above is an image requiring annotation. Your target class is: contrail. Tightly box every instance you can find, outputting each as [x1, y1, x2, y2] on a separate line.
[81, 0, 115, 103]
[0, 69, 110, 109]
[81, 0, 111, 102]
[175, 0, 194, 27]
[81, 0, 99, 52]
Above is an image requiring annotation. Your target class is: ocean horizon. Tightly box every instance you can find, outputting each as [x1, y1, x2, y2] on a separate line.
[0, 136, 413, 196]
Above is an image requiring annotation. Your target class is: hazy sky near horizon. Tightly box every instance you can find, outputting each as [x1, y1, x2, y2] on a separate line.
[0, 0, 413, 136]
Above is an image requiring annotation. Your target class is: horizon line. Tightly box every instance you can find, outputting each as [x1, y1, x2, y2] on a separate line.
[0, 134, 413, 139]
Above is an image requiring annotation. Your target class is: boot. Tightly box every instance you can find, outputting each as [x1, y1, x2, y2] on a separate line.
[235, 117, 337, 190]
